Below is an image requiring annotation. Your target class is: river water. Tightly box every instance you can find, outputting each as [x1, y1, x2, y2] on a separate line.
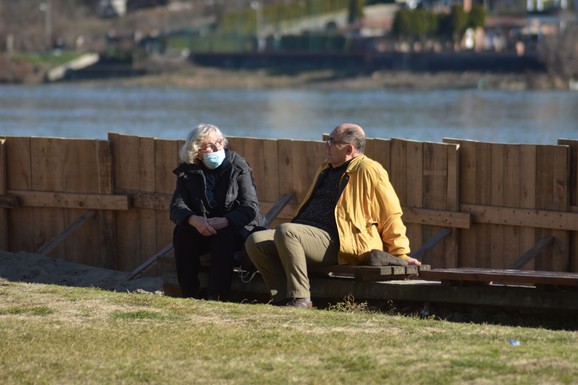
[1, 84, 577, 144]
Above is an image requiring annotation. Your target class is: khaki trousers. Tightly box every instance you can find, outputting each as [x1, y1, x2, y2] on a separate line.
[245, 223, 339, 301]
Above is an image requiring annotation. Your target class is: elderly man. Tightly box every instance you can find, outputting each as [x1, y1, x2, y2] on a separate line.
[245, 123, 420, 308]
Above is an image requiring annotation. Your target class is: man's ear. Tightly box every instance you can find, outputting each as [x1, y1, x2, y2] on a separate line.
[346, 144, 355, 156]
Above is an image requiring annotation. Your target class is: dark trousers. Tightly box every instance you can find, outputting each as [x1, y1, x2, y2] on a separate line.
[172, 224, 243, 300]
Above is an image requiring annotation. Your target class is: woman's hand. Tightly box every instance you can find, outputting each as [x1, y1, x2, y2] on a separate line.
[188, 215, 217, 236]
[206, 217, 229, 231]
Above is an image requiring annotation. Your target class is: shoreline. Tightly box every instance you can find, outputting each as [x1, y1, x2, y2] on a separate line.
[61, 65, 563, 91]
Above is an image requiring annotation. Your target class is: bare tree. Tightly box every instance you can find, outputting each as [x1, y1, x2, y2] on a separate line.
[538, 22, 578, 83]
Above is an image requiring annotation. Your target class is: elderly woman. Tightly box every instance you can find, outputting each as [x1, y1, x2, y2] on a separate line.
[170, 123, 266, 300]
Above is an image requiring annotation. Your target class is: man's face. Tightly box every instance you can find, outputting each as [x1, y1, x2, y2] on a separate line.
[325, 129, 350, 167]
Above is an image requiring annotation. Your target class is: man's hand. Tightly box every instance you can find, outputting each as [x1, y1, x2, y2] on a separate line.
[406, 257, 421, 266]
[188, 215, 217, 236]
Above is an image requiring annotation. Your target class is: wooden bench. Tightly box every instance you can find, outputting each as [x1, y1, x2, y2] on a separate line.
[420, 268, 578, 289]
[308, 264, 431, 282]
[419, 235, 578, 289]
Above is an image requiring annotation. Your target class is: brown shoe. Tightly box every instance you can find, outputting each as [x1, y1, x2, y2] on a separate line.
[286, 298, 313, 309]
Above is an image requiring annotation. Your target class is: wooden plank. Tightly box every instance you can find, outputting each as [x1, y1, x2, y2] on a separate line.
[262, 139, 280, 202]
[550, 145, 570, 272]
[137, 137, 158, 271]
[30, 138, 65, 256]
[503, 145, 521, 267]
[127, 243, 174, 280]
[109, 133, 141, 271]
[476, 142, 493, 268]
[62, 140, 101, 265]
[490, 144, 504, 268]
[402, 207, 471, 229]
[265, 193, 293, 225]
[405, 140, 423, 255]
[6, 137, 33, 252]
[243, 138, 265, 201]
[36, 210, 95, 256]
[390, 139, 407, 202]
[277, 139, 296, 205]
[535, 145, 554, 271]
[459, 204, 578, 231]
[558, 139, 578, 272]
[305, 140, 326, 200]
[372, 138, 391, 173]
[132, 192, 171, 210]
[308, 264, 431, 281]
[8, 190, 129, 210]
[445, 139, 476, 267]
[424, 142, 447, 267]
[364, 137, 375, 159]
[420, 267, 578, 287]
[0, 139, 7, 249]
[520, 145, 537, 269]
[412, 227, 452, 262]
[95, 139, 117, 269]
[445, 143, 460, 267]
[153, 138, 179, 271]
[509, 236, 555, 270]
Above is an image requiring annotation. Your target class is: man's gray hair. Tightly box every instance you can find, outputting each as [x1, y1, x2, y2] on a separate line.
[341, 126, 366, 153]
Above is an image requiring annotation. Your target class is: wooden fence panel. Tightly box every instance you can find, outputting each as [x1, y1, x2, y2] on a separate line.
[1, 135, 576, 275]
[6, 137, 33, 252]
[153, 138, 180, 268]
[61, 140, 108, 266]
[109, 134, 158, 271]
[404, 140, 423, 256]
[490, 144, 505, 268]
[371, 139, 391, 172]
[535, 146, 569, 271]
[30, 138, 66, 257]
[519, 145, 537, 270]
[503, 145, 521, 267]
[423, 141, 457, 267]
[390, 139, 459, 267]
[95, 140, 117, 268]
[444, 140, 492, 267]
[0, 139, 7, 250]
[445, 139, 476, 266]
[558, 139, 578, 272]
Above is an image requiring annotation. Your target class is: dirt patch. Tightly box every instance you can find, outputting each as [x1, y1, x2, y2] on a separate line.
[0, 250, 163, 293]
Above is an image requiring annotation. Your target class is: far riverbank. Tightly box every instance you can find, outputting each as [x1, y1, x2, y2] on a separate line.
[85, 64, 563, 91]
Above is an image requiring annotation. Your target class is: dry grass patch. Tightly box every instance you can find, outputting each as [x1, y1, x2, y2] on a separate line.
[0, 280, 576, 385]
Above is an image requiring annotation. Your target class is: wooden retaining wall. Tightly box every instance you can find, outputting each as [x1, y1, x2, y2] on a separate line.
[0, 134, 576, 274]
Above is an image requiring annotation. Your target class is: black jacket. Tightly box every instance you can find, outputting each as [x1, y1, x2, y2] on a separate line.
[169, 150, 266, 234]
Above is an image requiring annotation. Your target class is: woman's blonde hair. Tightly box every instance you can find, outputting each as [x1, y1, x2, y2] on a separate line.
[179, 123, 228, 164]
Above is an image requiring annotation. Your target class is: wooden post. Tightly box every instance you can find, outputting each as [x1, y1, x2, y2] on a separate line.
[0, 139, 7, 249]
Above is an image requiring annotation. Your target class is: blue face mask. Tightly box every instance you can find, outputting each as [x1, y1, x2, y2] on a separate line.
[202, 149, 226, 169]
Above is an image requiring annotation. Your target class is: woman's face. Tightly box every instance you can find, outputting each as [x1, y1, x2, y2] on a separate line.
[198, 133, 224, 160]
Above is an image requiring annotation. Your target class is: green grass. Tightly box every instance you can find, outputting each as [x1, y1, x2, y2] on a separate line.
[0, 280, 576, 385]
[11, 51, 85, 68]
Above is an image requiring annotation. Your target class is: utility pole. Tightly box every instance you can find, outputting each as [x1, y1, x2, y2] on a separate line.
[39, 0, 52, 51]
[250, 1, 264, 51]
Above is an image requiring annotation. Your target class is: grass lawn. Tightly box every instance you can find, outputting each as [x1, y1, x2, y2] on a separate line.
[0, 280, 576, 385]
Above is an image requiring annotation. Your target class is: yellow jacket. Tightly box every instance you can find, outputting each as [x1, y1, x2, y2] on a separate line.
[299, 155, 410, 265]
